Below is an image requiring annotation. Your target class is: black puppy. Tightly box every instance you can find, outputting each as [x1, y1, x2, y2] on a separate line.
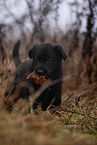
[4, 41, 67, 111]
[28, 43, 67, 110]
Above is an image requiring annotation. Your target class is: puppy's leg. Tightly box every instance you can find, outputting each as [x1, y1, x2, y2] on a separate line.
[33, 101, 39, 110]
[49, 83, 62, 109]
[2, 82, 34, 111]
[33, 83, 62, 111]
[41, 96, 53, 111]
[20, 87, 30, 100]
[32, 89, 51, 111]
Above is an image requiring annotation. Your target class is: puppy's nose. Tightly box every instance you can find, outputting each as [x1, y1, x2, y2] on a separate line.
[35, 69, 44, 76]
[38, 70, 43, 73]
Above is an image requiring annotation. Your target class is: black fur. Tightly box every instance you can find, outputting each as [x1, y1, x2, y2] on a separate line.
[20, 87, 30, 99]
[13, 42, 67, 111]
[12, 40, 21, 67]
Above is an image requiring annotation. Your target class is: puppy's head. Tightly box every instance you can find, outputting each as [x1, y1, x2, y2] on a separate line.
[29, 43, 67, 78]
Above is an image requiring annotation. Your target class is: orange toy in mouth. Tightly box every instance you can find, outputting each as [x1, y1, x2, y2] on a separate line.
[27, 71, 46, 85]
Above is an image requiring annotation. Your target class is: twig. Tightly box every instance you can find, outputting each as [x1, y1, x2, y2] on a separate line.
[56, 109, 97, 120]
[65, 90, 97, 104]
[46, 104, 97, 120]
[0, 85, 15, 109]
[63, 93, 74, 103]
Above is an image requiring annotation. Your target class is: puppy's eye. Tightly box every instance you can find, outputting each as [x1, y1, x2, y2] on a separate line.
[46, 59, 51, 63]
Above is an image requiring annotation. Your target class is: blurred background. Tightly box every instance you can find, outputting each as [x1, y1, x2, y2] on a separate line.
[0, 0, 97, 85]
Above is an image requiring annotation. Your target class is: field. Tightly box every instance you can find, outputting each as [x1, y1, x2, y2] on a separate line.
[0, 45, 97, 145]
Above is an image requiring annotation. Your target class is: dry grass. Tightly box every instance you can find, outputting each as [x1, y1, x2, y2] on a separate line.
[0, 110, 97, 145]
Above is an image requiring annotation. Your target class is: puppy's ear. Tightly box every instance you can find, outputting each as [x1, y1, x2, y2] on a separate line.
[55, 45, 67, 61]
[29, 44, 38, 59]
[29, 49, 34, 59]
